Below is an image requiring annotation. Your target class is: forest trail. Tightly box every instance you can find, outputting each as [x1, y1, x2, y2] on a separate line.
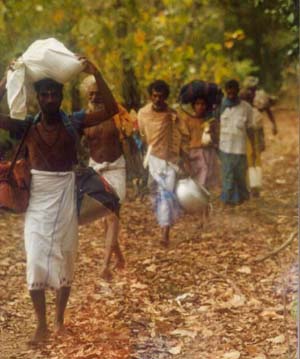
[0, 108, 298, 359]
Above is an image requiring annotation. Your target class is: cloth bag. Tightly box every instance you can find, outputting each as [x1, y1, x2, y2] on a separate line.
[0, 160, 31, 213]
[6, 38, 84, 119]
[253, 89, 270, 111]
[44, 111, 121, 225]
[248, 166, 262, 188]
[201, 122, 212, 146]
[76, 167, 120, 225]
[0, 122, 32, 212]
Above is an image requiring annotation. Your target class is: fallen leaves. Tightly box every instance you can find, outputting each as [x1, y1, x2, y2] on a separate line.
[228, 294, 246, 308]
[168, 344, 182, 355]
[267, 334, 285, 344]
[237, 266, 252, 274]
[170, 329, 198, 339]
[222, 351, 241, 359]
[0, 111, 298, 358]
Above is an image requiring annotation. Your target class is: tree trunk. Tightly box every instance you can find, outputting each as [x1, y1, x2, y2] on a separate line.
[115, 0, 141, 111]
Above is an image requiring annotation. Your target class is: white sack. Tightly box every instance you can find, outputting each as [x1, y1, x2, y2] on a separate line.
[6, 38, 84, 119]
[253, 89, 270, 111]
[248, 166, 262, 188]
[6, 63, 27, 120]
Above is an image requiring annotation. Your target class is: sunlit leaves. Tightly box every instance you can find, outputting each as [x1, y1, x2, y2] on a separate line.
[0, 2, 6, 31]
[133, 29, 146, 46]
[224, 29, 245, 49]
[52, 9, 65, 25]
[0, 0, 295, 106]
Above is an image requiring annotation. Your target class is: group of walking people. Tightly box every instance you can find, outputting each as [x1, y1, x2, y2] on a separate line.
[0, 57, 277, 344]
[138, 77, 276, 244]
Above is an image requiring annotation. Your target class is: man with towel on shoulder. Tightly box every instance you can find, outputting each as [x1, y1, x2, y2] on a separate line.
[0, 58, 118, 344]
[137, 80, 189, 247]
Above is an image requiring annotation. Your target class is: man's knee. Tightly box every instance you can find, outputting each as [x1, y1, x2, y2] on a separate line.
[105, 212, 119, 226]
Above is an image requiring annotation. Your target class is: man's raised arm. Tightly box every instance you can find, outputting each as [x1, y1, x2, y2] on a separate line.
[79, 58, 119, 128]
[0, 75, 6, 101]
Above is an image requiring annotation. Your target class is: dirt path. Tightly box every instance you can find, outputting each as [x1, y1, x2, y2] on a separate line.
[0, 109, 298, 359]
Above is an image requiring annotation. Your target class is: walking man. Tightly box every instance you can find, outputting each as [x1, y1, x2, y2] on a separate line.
[138, 80, 189, 246]
[80, 75, 129, 280]
[0, 58, 118, 343]
[219, 79, 255, 206]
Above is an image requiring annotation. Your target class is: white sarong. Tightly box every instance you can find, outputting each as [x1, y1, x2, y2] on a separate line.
[89, 155, 126, 202]
[24, 170, 78, 290]
[148, 154, 181, 227]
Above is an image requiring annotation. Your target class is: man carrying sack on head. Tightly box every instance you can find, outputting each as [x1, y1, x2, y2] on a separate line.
[0, 53, 118, 344]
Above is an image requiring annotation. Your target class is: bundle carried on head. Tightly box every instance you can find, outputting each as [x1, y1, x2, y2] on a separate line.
[179, 80, 223, 110]
[6, 38, 84, 119]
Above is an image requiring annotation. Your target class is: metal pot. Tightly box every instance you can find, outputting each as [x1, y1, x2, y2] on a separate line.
[176, 177, 210, 213]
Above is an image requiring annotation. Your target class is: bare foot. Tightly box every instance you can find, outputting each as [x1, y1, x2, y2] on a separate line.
[100, 267, 113, 281]
[198, 221, 204, 230]
[54, 321, 66, 335]
[114, 256, 126, 270]
[28, 325, 49, 345]
[160, 239, 169, 248]
[192, 233, 202, 242]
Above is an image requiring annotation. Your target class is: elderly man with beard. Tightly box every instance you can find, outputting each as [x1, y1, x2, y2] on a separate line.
[0, 58, 118, 344]
[80, 75, 129, 280]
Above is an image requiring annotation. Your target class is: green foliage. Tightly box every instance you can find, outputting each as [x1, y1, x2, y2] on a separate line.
[0, 0, 295, 107]
[290, 299, 297, 320]
[253, 0, 299, 58]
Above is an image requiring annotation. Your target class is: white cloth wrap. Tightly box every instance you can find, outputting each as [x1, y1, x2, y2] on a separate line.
[148, 154, 181, 227]
[148, 154, 177, 191]
[24, 170, 78, 290]
[89, 155, 126, 202]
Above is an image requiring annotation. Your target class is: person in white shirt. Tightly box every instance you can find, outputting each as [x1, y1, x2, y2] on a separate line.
[219, 79, 255, 206]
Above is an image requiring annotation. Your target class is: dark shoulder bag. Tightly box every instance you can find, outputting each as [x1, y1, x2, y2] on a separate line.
[0, 121, 32, 213]
[61, 113, 120, 223]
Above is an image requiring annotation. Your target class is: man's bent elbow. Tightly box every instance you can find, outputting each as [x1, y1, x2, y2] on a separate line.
[107, 101, 119, 118]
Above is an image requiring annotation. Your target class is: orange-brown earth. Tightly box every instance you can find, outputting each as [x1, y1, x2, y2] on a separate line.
[0, 109, 298, 359]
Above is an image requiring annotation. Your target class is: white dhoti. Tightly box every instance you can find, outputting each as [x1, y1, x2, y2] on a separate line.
[24, 170, 78, 290]
[89, 155, 126, 202]
[148, 154, 181, 227]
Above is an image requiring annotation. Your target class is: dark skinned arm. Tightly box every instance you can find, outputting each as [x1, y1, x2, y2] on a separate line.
[0, 75, 6, 101]
[0, 116, 25, 132]
[178, 114, 191, 175]
[265, 107, 278, 135]
[246, 104, 256, 164]
[247, 128, 256, 164]
[79, 58, 119, 128]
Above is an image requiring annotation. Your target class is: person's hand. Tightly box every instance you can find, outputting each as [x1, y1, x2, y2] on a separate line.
[2, 59, 17, 79]
[78, 56, 98, 75]
[8, 59, 17, 72]
[180, 159, 191, 177]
